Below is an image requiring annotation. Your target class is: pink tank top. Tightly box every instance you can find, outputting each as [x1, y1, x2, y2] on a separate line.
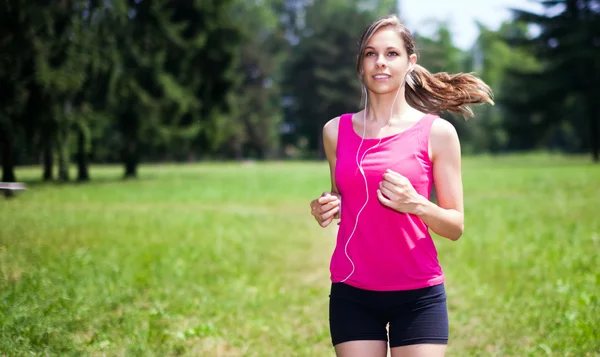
[330, 112, 444, 291]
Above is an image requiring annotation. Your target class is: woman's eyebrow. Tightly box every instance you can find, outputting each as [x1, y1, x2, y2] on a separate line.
[364, 46, 400, 51]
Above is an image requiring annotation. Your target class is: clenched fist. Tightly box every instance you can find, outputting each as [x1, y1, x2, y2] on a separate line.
[377, 169, 424, 215]
[310, 192, 341, 227]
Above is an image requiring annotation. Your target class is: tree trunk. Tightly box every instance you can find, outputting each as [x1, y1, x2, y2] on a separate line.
[57, 131, 70, 182]
[76, 129, 89, 181]
[42, 139, 54, 181]
[0, 125, 16, 182]
[123, 141, 138, 179]
[1, 124, 16, 198]
[122, 112, 139, 179]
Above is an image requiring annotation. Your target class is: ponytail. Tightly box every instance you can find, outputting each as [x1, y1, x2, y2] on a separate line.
[405, 65, 494, 118]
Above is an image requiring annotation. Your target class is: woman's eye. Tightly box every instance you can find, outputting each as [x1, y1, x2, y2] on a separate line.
[388, 51, 399, 56]
[365, 52, 375, 57]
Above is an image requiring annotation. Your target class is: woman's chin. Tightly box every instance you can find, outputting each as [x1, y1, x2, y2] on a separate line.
[367, 83, 402, 95]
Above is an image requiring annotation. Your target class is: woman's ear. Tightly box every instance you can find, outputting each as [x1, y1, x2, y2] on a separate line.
[408, 54, 417, 72]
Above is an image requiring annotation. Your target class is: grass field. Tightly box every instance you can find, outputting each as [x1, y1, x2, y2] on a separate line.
[1, 154, 599, 356]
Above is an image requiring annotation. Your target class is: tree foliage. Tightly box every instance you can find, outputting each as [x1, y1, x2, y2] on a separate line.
[1, 0, 598, 185]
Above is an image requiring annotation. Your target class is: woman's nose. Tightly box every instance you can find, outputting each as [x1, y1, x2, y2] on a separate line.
[375, 55, 387, 68]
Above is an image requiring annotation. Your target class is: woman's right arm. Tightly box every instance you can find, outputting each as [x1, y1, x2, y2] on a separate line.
[310, 117, 341, 227]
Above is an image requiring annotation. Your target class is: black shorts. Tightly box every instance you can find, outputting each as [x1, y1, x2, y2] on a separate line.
[328, 282, 449, 347]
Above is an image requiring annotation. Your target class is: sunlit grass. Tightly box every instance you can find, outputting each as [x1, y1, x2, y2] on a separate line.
[1, 155, 598, 356]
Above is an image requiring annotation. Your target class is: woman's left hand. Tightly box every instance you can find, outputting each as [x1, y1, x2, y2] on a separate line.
[377, 169, 426, 215]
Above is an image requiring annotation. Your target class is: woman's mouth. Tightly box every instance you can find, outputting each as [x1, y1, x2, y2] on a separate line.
[373, 74, 391, 81]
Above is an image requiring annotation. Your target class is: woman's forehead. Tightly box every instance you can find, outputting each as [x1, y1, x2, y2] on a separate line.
[367, 28, 404, 48]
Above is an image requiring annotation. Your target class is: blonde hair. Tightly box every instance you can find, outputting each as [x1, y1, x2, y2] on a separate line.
[356, 14, 494, 118]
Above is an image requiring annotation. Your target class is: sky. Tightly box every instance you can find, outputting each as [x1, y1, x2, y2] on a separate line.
[399, 0, 546, 50]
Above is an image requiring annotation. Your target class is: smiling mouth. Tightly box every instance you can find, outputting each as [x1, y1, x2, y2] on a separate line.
[373, 75, 391, 80]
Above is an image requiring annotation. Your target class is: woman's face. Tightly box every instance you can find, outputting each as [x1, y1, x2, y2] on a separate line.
[361, 27, 416, 95]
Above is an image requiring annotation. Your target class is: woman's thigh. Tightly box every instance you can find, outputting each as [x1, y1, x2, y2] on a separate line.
[387, 283, 448, 349]
[329, 283, 388, 347]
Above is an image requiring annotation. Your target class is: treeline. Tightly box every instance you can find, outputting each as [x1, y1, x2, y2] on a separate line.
[1, 0, 598, 183]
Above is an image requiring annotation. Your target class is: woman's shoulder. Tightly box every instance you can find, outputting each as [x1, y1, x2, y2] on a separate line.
[323, 112, 354, 142]
[429, 117, 460, 158]
[430, 117, 459, 141]
[322, 116, 342, 150]
[323, 115, 341, 132]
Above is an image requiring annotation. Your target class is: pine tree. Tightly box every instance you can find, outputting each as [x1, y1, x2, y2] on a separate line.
[506, 0, 600, 161]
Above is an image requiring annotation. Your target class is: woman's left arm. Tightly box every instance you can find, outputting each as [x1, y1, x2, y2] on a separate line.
[415, 119, 464, 241]
[377, 118, 464, 241]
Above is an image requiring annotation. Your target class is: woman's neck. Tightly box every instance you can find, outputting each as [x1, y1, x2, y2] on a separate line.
[365, 88, 415, 123]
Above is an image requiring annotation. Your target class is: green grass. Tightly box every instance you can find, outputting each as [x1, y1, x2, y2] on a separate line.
[1, 155, 599, 356]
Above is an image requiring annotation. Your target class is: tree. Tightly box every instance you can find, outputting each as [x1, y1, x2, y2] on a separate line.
[102, 0, 242, 177]
[413, 23, 477, 148]
[1, 0, 101, 183]
[506, 0, 600, 161]
[462, 21, 541, 153]
[220, 0, 290, 160]
[284, 0, 377, 158]
[34, 0, 93, 181]
[0, 0, 37, 183]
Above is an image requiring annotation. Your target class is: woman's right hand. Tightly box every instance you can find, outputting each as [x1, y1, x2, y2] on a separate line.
[310, 192, 341, 228]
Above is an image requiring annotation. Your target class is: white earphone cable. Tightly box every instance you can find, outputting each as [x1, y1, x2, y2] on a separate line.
[340, 74, 406, 283]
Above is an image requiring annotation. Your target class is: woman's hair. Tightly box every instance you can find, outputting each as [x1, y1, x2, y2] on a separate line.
[356, 14, 494, 118]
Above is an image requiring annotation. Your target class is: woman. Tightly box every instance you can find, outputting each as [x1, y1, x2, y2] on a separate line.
[309, 14, 493, 357]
